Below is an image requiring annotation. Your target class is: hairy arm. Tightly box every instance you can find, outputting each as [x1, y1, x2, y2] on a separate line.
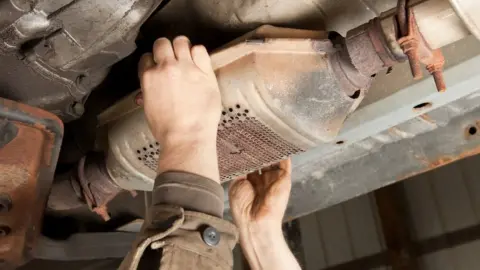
[229, 159, 301, 270]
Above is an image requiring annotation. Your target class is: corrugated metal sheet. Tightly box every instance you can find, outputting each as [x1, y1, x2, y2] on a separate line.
[298, 153, 480, 270]
[299, 191, 388, 269]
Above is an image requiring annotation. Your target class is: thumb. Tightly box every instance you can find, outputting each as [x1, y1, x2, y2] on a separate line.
[229, 178, 255, 222]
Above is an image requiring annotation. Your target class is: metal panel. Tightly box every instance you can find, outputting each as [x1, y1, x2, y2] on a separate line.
[299, 214, 327, 270]
[343, 196, 384, 258]
[299, 194, 386, 269]
[316, 204, 354, 266]
[299, 150, 480, 270]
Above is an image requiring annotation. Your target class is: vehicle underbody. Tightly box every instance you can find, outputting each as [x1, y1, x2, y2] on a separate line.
[1, 0, 480, 268]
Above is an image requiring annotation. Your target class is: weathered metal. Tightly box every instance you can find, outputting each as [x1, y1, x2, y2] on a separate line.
[0, 0, 164, 121]
[48, 153, 125, 221]
[0, 98, 63, 268]
[448, 0, 480, 41]
[101, 26, 373, 190]
[253, 40, 480, 221]
[397, 1, 447, 92]
[346, 18, 403, 76]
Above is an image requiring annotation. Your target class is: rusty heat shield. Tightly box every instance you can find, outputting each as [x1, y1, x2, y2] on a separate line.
[0, 99, 63, 268]
[97, 26, 371, 191]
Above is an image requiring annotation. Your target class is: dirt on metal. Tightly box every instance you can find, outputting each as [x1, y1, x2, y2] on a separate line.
[401, 145, 480, 181]
[0, 98, 63, 268]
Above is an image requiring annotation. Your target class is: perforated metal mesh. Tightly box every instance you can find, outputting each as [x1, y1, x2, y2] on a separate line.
[134, 105, 304, 182]
[136, 142, 160, 171]
[217, 105, 304, 182]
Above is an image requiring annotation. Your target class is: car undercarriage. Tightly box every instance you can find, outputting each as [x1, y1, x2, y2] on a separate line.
[1, 0, 480, 268]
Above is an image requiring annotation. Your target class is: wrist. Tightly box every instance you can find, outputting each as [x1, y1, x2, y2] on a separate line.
[239, 220, 284, 250]
[239, 222, 292, 270]
[159, 127, 216, 148]
[157, 135, 220, 183]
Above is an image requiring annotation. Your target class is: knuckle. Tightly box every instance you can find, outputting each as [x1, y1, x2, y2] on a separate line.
[141, 69, 156, 81]
[160, 61, 180, 74]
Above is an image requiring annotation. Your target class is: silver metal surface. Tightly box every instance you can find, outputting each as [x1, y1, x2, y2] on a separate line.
[254, 36, 480, 220]
[449, 0, 480, 40]
[0, 0, 163, 121]
[414, 0, 470, 49]
[104, 26, 372, 190]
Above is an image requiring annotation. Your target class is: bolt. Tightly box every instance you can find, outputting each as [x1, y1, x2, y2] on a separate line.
[406, 52, 422, 80]
[431, 70, 446, 93]
[399, 36, 422, 80]
[426, 50, 446, 92]
[0, 195, 12, 213]
[71, 102, 85, 116]
[0, 226, 11, 237]
[75, 75, 86, 87]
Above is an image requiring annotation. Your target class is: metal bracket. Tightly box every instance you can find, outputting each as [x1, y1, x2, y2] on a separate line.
[0, 99, 63, 268]
[397, 0, 447, 92]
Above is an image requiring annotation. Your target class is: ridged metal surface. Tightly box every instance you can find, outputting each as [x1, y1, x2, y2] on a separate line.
[298, 153, 480, 270]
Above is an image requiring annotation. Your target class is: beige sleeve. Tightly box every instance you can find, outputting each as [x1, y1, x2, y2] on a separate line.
[152, 171, 225, 218]
[119, 172, 238, 270]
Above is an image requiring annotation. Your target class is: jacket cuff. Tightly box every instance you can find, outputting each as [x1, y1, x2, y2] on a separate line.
[152, 171, 224, 218]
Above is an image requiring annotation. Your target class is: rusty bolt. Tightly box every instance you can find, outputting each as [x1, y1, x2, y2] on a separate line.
[0, 226, 11, 237]
[430, 70, 446, 92]
[0, 194, 12, 213]
[426, 50, 446, 92]
[398, 36, 422, 80]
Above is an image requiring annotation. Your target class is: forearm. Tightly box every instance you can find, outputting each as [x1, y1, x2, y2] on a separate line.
[154, 133, 223, 217]
[240, 223, 301, 270]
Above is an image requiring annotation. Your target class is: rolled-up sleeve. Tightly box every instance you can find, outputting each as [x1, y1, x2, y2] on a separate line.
[152, 171, 225, 218]
[120, 172, 238, 270]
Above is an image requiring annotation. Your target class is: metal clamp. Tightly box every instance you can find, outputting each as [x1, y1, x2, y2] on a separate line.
[397, 0, 447, 92]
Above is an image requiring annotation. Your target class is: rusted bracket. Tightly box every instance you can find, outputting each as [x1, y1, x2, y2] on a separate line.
[397, 0, 447, 92]
[0, 98, 63, 269]
[76, 153, 133, 221]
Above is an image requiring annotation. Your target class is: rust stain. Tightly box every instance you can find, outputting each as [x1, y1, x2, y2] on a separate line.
[0, 98, 63, 267]
[418, 113, 435, 125]
[400, 145, 480, 181]
[0, 165, 29, 193]
[388, 127, 402, 136]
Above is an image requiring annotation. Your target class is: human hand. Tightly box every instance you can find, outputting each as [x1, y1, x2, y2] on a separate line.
[229, 159, 292, 229]
[229, 159, 299, 270]
[138, 36, 222, 182]
[138, 36, 221, 147]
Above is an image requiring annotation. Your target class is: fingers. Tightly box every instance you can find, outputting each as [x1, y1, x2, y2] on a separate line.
[279, 158, 292, 175]
[153, 38, 175, 64]
[274, 158, 292, 188]
[229, 177, 251, 199]
[269, 158, 292, 197]
[151, 36, 212, 74]
[191, 44, 213, 74]
[172, 36, 192, 62]
[138, 53, 155, 80]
